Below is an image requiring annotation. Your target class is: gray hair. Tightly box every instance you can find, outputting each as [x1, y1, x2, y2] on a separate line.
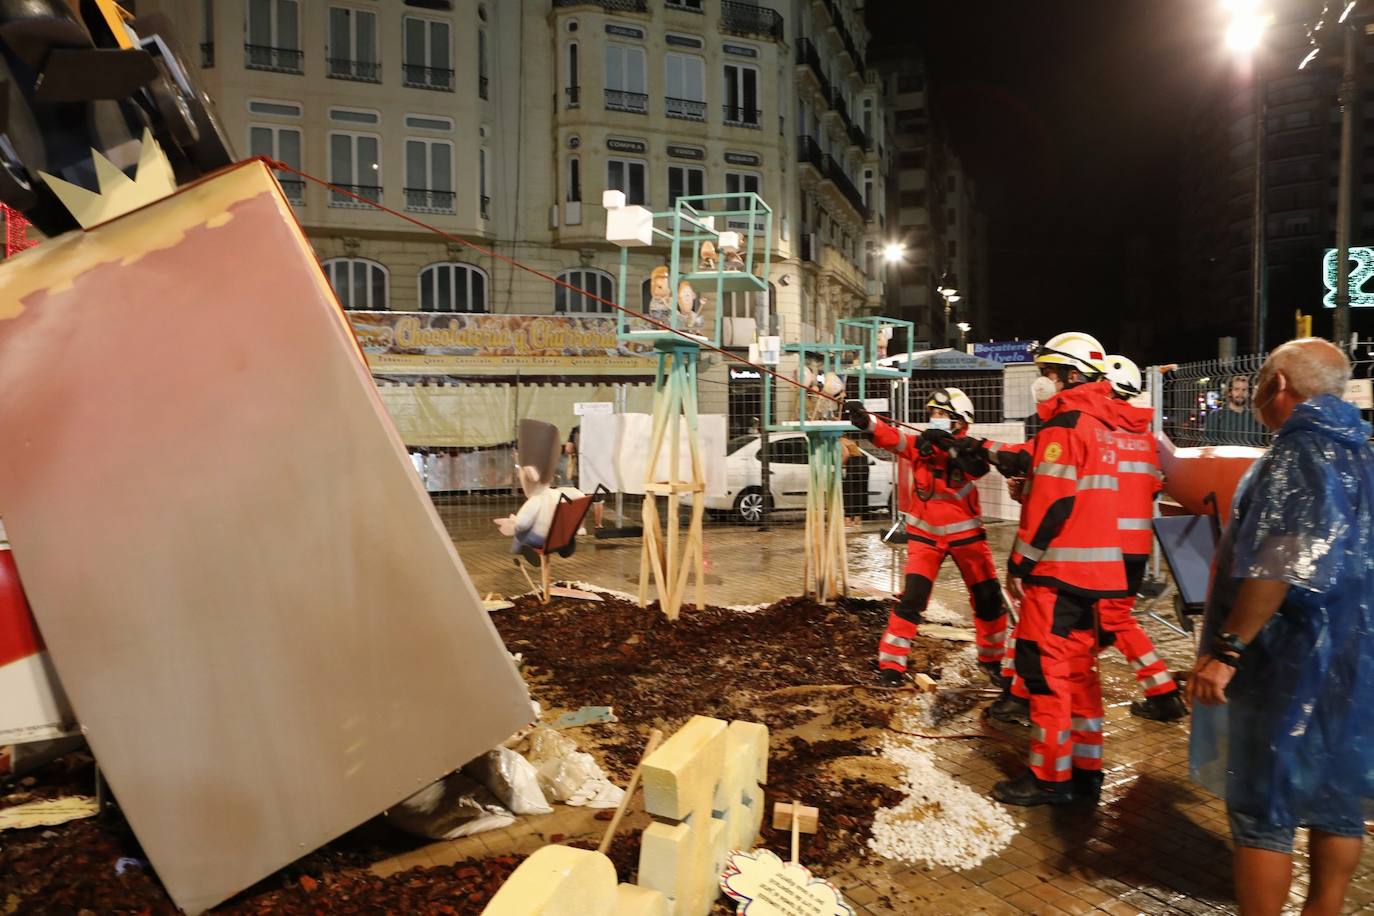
[1260, 337, 1351, 398]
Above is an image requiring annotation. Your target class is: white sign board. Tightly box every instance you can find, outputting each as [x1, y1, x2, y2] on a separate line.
[862, 398, 889, 413]
[1345, 378, 1373, 409]
[575, 401, 615, 416]
[576, 414, 728, 498]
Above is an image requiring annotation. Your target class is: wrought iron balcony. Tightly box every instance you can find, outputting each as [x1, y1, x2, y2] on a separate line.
[404, 188, 455, 213]
[721, 0, 784, 41]
[552, 0, 648, 10]
[565, 86, 581, 108]
[794, 38, 832, 101]
[403, 64, 454, 91]
[328, 184, 383, 208]
[796, 135, 824, 173]
[828, 87, 851, 129]
[605, 89, 649, 113]
[665, 96, 706, 121]
[822, 0, 865, 77]
[200, 42, 215, 68]
[823, 157, 867, 220]
[723, 105, 762, 128]
[848, 122, 869, 151]
[245, 44, 303, 74]
[276, 176, 305, 205]
[665, 0, 704, 12]
[327, 57, 381, 83]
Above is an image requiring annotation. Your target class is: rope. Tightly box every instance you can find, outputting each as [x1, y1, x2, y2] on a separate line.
[257, 157, 928, 434]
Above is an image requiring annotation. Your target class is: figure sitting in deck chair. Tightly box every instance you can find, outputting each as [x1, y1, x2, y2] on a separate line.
[495, 419, 588, 566]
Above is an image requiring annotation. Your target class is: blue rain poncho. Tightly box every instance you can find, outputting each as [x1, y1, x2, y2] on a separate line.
[1191, 394, 1374, 830]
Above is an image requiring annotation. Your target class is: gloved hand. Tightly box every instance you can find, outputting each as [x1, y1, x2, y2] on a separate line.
[844, 400, 871, 430]
[919, 427, 957, 452]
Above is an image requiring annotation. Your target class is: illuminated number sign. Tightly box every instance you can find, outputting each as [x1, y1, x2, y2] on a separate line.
[1322, 247, 1374, 308]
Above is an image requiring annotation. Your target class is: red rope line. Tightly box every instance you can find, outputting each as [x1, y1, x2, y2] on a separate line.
[259, 157, 927, 433]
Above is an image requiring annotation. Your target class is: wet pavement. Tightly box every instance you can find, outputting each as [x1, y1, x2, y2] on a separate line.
[441, 512, 1374, 915]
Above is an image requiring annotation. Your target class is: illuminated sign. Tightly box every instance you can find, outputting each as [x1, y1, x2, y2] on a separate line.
[1322, 247, 1374, 308]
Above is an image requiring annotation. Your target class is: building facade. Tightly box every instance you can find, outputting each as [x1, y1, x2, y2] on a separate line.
[140, 0, 891, 371]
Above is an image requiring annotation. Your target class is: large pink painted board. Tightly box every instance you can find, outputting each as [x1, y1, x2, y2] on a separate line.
[0, 163, 530, 913]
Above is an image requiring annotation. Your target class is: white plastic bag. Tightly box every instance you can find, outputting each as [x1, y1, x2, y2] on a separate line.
[524, 727, 624, 809]
[463, 746, 552, 816]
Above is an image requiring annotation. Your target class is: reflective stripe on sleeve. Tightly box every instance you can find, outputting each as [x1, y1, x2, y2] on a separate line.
[1034, 462, 1078, 480]
[1012, 538, 1045, 562]
[1118, 517, 1153, 530]
[1040, 546, 1123, 563]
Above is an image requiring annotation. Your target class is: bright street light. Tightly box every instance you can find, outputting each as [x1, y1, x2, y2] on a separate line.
[956, 322, 971, 333]
[1226, 12, 1269, 52]
[882, 242, 904, 263]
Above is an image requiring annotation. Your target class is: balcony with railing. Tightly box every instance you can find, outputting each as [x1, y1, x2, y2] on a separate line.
[827, 87, 850, 130]
[847, 122, 868, 151]
[245, 44, 303, 74]
[666, 96, 706, 121]
[329, 184, 383, 208]
[276, 177, 304, 205]
[723, 105, 762, 128]
[796, 135, 824, 174]
[822, 157, 867, 219]
[552, 0, 648, 11]
[721, 0, 784, 41]
[328, 57, 381, 83]
[605, 89, 649, 113]
[794, 38, 832, 101]
[821, 0, 865, 77]
[565, 86, 581, 108]
[403, 64, 454, 91]
[404, 188, 455, 213]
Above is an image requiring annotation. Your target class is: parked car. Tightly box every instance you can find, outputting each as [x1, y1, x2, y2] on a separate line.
[693, 434, 894, 524]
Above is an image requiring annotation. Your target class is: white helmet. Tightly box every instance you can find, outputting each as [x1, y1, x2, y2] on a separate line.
[926, 387, 975, 425]
[1034, 331, 1107, 379]
[1103, 354, 1143, 399]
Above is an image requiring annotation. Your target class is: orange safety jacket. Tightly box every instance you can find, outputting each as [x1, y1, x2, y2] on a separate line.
[1111, 403, 1163, 558]
[1007, 382, 1131, 598]
[872, 417, 986, 544]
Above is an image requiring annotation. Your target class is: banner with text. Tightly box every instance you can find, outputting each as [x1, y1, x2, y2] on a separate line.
[347, 312, 657, 375]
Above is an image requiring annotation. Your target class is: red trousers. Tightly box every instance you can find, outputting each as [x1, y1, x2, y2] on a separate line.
[878, 533, 1007, 672]
[1012, 584, 1104, 783]
[1097, 596, 1178, 697]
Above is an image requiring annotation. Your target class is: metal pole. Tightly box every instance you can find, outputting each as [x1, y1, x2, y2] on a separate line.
[758, 286, 773, 530]
[1251, 56, 1268, 353]
[1335, 22, 1358, 348]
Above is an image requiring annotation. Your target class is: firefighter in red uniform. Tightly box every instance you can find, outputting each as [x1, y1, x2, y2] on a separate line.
[845, 389, 1008, 689]
[948, 331, 1131, 806]
[1099, 355, 1187, 720]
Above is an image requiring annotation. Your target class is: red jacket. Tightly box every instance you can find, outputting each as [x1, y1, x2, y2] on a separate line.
[1008, 382, 1132, 598]
[872, 418, 985, 543]
[1112, 402, 1162, 558]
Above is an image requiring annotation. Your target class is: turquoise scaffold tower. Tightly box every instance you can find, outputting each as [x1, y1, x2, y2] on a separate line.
[604, 188, 773, 620]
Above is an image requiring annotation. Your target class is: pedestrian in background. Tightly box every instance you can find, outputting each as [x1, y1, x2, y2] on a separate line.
[839, 435, 868, 525]
[1204, 374, 1266, 445]
[1190, 338, 1374, 916]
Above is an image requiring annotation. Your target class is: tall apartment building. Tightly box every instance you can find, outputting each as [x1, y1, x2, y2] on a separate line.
[138, 0, 890, 363]
[871, 54, 983, 349]
[1180, 0, 1374, 350]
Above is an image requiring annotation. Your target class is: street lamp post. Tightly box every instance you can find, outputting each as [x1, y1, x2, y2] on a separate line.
[1225, 0, 1271, 353]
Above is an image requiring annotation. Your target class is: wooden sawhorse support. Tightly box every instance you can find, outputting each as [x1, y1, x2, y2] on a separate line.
[801, 427, 850, 603]
[638, 340, 706, 620]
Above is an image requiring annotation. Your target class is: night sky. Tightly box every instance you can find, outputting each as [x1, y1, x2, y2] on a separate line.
[867, 1, 1222, 362]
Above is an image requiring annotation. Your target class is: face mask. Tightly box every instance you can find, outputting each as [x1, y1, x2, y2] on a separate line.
[1030, 375, 1059, 404]
[928, 417, 952, 432]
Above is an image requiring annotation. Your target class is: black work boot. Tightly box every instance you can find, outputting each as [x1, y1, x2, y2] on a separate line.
[1130, 691, 1188, 722]
[1072, 768, 1103, 804]
[979, 661, 1009, 688]
[988, 693, 1031, 726]
[878, 668, 906, 688]
[992, 770, 1076, 807]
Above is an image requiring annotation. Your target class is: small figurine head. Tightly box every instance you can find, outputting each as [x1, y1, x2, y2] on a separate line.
[700, 240, 717, 265]
[650, 265, 670, 300]
[677, 279, 698, 313]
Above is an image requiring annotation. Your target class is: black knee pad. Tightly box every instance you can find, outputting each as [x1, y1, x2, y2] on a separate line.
[1015, 638, 1053, 696]
[895, 574, 933, 624]
[970, 579, 1005, 622]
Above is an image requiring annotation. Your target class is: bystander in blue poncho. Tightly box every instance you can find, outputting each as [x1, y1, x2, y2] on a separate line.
[1192, 392, 1374, 834]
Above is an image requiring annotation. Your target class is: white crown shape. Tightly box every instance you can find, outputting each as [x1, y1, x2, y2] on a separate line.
[39, 129, 177, 230]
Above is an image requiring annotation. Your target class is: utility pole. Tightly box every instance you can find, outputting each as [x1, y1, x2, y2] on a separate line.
[1334, 22, 1358, 348]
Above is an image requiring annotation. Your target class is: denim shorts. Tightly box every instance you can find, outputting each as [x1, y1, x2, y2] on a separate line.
[1228, 805, 1366, 854]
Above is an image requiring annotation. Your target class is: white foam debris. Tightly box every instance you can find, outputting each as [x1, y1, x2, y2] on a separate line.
[919, 597, 968, 627]
[563, 580, 639, 602]
[868, 740, 1019, 870]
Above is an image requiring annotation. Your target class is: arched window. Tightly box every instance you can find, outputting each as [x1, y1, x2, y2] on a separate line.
[419, 262, 489, 312]
[322, 257, 388, 310]
[555, 268, 614, 314]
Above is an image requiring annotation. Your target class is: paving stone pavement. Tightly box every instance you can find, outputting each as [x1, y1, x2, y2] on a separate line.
[431, 511, 1374, 915]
